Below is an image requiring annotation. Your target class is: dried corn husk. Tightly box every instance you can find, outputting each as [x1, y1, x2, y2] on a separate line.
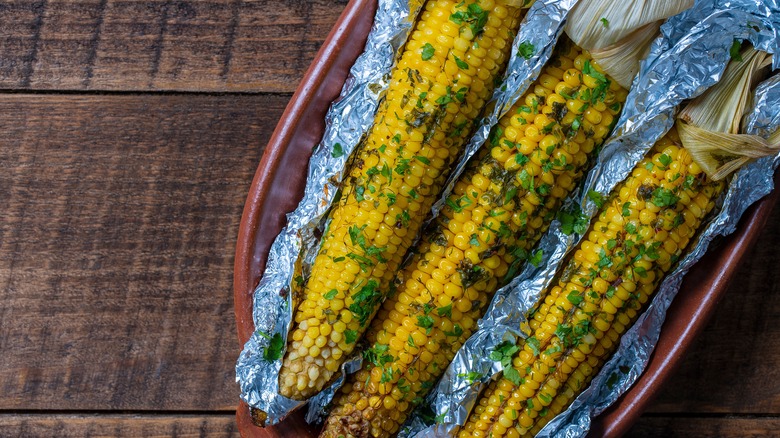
[678, 46, 776, 179]
[565, 0, 694, 87]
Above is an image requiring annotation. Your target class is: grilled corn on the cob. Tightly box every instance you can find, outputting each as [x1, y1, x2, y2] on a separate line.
[321, 39, 628, 438]
[456, 132, 725, 437]
[279, 0, 529, 400]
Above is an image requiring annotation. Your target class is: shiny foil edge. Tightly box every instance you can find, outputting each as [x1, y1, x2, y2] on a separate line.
[404, 0, 780, 436]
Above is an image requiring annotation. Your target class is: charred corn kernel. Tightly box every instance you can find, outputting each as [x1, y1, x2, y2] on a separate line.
[457, 132, 725, 437]
[281, 0, 526, 402]
[328, 37, 628, 438]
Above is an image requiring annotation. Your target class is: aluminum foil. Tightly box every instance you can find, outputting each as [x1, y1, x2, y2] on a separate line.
[235, 0, 577, 425]
[404, 1, 780, 436]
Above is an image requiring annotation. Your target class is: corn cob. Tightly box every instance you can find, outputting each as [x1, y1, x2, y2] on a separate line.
[279, 0, 529, 400]
[456, 131, 725, 437]
[321, 39, 628, 438]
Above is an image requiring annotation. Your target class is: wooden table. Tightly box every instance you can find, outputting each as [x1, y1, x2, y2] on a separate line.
[1, 1, 778, 436]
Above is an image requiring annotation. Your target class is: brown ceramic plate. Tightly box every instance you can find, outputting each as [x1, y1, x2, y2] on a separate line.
[233, 0, 780, 436]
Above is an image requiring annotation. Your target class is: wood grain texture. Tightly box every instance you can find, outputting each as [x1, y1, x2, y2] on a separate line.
[0, 414, 239, 437]
[626, 416, 780, 437]
[0, 0, 348, 92]
[0, 94, 290, 410]
[644, 201, 780, 415]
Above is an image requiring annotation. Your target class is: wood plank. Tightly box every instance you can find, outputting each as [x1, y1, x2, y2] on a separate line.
[0, 94, 290, 410]
[644, 201, 780, 414]
[626, 416, 780, 437]
[0, 414, 239, 437]
[0, 0, 347, 92]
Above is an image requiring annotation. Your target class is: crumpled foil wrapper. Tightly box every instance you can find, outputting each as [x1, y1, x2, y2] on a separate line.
[235, 0, 578, 425]
[403, 1, 780, 436]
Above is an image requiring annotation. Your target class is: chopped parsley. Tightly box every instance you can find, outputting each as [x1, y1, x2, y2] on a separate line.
[444, 324, 464, 337]
[489, 340, 522, 385]
[417, 315, 435, 334]
[363, 343, 394, 367]
[558, 205, 589, 236]
[421, 43, 435, 61]
[651, 187, 680, 208]
[587, 189, 605, 208]
[454, 55, 469, 70]
[348, 280, 382, 326]
[324, 289, 338, 300]
[331, 142, 344, 158]
[529, 249, 543, 267]
[518, 41, 535, 60]
[730, 39, 743, 61]
[567, 291, 584, 306]
[414, 155, 431, 165]
[449, 2, 489, 36]
[457, 371, 483, 383]
[261, 332, 284, 362]
[437, 304, 453, 318]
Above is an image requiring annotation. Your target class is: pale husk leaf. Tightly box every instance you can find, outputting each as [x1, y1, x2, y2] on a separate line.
[565, 0, 693, 51]
[589, 21, 660, 88]
[677, 47, 775, 180]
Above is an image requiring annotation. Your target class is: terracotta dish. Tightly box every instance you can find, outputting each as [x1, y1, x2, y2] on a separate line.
[233, 0, 779, 436]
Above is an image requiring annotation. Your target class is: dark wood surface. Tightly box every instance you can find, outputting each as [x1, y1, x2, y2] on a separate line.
[0, 1, 777, 437]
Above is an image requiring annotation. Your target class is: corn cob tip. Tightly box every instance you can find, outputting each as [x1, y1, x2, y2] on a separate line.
[249, 407, 268, 427]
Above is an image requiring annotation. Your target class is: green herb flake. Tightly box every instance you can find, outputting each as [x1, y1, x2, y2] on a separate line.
[331, 142, 345, 158]
[444, 324, 464, 337]
[457, 371, 483, 383]
[622, 201, 632, 217]
[567, 291, 583, 306]
[262, 333, 284, 362]
[730, 39, 743, 61]
[363, 343, 394, 367]
[559, 206, 589, 236]
[454, 55, 469, 70]
[348, 280, 381, 326]
[345, 329, 358, 344]
[416, 315, 435, 334]
[469, 233, 481, 247]
[651, 187, 680, 208]
[600, 17, 609, 27]
[527, 336, 541, 356]
[421, 43, 435, 61]
[605, 372, 620, 390]
[518, 41, 535, 60]
[414, 155, 431, 165]
[324, 289, 338, 300]
[437, 304, 453, 318]
[587, 190, 605, 208]
[505, 187, 519, 204]
[529, 249, 543, 267]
